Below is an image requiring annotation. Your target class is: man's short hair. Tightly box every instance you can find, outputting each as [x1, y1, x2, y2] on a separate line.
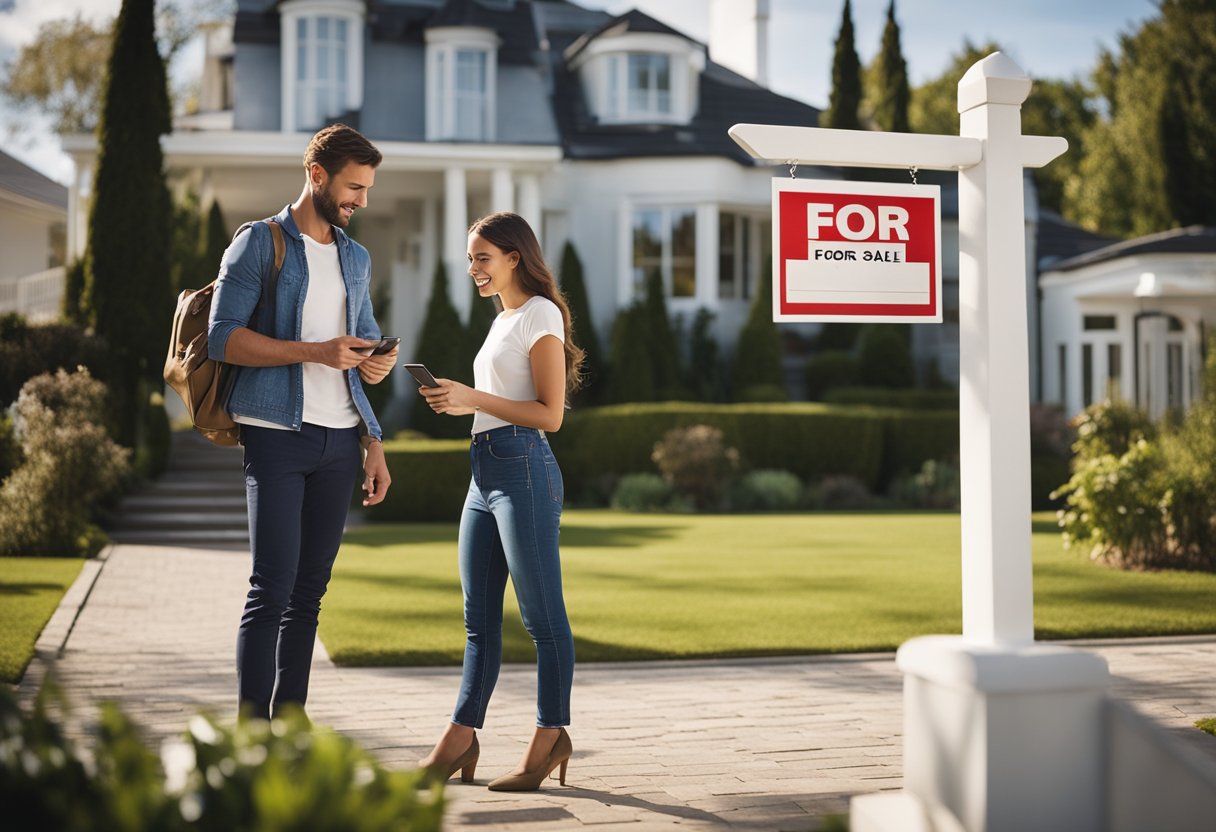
[304, 124, 383, 176]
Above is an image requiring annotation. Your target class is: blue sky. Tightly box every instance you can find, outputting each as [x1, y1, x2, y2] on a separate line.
[0, 0, 1158, 185]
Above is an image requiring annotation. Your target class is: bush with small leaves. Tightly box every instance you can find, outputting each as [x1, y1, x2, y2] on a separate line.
[890, 458, 960, 510]
[651, 424, 740, 511]
[728, 470, 804, 512]
[809, 475, 875, 510]
[0, 367, 130, 556]
[610, 473, 675, 512]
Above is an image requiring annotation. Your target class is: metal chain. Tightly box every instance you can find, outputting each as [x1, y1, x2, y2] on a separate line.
[909, 165, 919, 186]
[787, 160, 798, 179]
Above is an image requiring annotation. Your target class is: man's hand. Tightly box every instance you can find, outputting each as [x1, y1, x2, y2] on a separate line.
[316, 336, 377, 369]
[358, 347, 398, 384]
[362, 441, 391, 506]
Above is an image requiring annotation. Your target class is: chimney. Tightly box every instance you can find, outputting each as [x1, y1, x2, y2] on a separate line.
[709, 0, 770, 86]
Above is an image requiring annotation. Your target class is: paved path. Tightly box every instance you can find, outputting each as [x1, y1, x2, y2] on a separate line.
[15, 433, 1216, 830]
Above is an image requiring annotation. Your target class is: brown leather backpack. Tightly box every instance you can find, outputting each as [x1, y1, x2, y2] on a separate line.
[164, 220, 285, 446]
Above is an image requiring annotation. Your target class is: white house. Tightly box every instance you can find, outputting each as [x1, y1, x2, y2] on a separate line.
[1040, 225, 1216, 419]
[0, 150, 67, 321]
[56, 0, 1062, 401]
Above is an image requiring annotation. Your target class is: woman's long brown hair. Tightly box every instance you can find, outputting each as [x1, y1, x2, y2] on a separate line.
[468, 211, 585, 397]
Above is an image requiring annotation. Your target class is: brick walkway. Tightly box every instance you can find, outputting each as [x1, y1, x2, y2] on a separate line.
[20, 539, 1216, 831]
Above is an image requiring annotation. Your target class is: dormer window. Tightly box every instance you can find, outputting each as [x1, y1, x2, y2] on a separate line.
[427, 27, 499, 142]
[279, 0, 364, 133]
[568, 31, 703, 126]
[607, 53, 671, 119]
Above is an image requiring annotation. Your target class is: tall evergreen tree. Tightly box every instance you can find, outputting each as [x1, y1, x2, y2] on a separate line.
[200, 199, 228, 282]
[605, 302, 654, 403]
[731, 261, 786, 400]
[410, 261, 469, 438]
[822, 0, 862, 130]
[82, 0, 171, 447]
[868, 0, 910, 133]
[643, 270, 681, 398]
[558, 242, 602, 402]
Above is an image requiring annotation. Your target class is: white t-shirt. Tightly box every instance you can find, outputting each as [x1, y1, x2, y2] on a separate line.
[235, 232, 361, 431]
[471, 295, 565, 434]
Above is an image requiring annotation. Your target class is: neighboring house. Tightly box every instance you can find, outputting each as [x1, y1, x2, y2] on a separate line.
[1039, 225, 1216, 419]
[0, 150, 67, 321]
[59, 0, 1053, 399]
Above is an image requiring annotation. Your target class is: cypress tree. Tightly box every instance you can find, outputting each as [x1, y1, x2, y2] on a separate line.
[410, 260, 470, 438]
[82, 0, 171, 446]
[558, 242, 602, 402]
[870, 0, 910, 132]
[605, 302, 654, 403]
[60, 258, 87, 325]
[200, 199, 229, 282]
[731, 260, 785, 399]
[643, 270, 681, 397]
[822, 0, 862, 130]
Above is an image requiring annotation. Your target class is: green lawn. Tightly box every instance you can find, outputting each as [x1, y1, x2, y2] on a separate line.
[0, 557, 85, 683]
[321, 511, 1216, 667]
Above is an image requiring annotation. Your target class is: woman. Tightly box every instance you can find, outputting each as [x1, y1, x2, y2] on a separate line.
[417, 212, 584, 791]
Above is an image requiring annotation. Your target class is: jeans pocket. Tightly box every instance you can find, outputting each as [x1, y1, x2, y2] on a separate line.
[545, 459, 564, 504]
[487, 437, 530, 460]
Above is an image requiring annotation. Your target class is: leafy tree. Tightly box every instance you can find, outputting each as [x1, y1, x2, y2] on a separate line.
[557, 242, 602, 402]
[1068, 0, 1216, 236]
[909, 40, 1001, 136]
[822, 0, 862, 130]
[410, 261, 469, 438]
[730, 261, 785, 399]
[1020, 78, 1096, 215]
[82, 0, 172, 448]
[0, 14, 112, 134]
[864, 0, 910, 133]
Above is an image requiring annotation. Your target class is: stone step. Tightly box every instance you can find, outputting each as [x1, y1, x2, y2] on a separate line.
[120, 495, 247, 512]
[131, 481, 246, 500]
[111, 511, 249, 532]
[107, 528, 250, 545]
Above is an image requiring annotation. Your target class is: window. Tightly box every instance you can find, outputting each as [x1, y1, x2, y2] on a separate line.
[1057, 344, 1067, 405]
[294, 16, 349, 130]
[718, 212, 770, 301]
[607, 53, 672, 120]
[426, 29, 497, 141]
[632, 206, 696, 299]
[1082, 343, 1094, 408]
[1106, 343, 1122, 401]
[1083, 315, 1117, 331]
[1168, 343, 1183, 410]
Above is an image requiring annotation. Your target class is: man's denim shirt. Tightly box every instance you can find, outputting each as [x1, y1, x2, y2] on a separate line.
[207, 205, 383, 440]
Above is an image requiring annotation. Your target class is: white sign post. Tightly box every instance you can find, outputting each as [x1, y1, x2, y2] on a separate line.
[731, 53, 1111, 832]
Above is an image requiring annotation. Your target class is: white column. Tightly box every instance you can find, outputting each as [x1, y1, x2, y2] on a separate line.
[695, 202, 719, 310]
[490, 167, 514, 214]
[516, 173, 541, 234]
[444, 166, 470, 318]
[956, 53, 1035, 646]
[67, 159, 93, 261]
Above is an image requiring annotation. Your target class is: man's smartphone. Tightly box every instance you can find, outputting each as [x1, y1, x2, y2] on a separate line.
[353, 336, 401, 355]
[402, 363, 440, 388]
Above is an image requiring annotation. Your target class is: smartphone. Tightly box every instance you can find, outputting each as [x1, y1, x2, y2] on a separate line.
[352, 336, 401, 355]
[402, 363, 440, 388]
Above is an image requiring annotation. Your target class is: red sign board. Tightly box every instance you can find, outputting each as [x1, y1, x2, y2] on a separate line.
[772, 179, 942, 323]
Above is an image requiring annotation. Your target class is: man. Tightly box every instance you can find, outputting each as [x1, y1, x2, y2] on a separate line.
[209, 124, 396, 720]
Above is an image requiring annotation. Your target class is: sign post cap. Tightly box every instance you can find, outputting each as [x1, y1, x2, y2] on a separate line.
[957, 51, 1032, 114]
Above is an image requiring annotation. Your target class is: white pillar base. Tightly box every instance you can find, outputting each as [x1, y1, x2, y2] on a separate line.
[884, 635, 1111, 832]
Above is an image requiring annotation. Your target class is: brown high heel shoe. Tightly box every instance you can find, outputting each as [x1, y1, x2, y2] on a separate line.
[486, 728, 572, 792]
[421, 733, 479, 784]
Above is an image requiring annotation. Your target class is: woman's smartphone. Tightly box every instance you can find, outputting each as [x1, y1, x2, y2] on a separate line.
[402, 363, 440, 388]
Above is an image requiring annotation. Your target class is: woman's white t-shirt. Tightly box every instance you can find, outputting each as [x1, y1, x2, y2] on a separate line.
[471, 295, 564, 434]
[235, 232, 361, 431]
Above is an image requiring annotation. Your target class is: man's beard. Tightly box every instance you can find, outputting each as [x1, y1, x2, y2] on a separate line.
[313, 181, 347, 227]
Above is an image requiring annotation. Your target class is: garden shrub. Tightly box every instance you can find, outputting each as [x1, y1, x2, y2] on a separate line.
[728, 469, 803, 512]
[1029, 404, 1073, 509]
[0, 685, 443, 832]
[651, 424, 740, 510]
[0, 412, 21, 481]
[878, 410, 958, 485]
[549, 402, 887, 496]
[890, 458, 960, 510]
[1070, 399, 1156, 459]
[135, 391, 172, 479]
[803, 350, 858, 400]
[809, 475, 875, 510]
[0, 367, 130, 556]
[0, 313, 113, 408]
[610, 473, 674, 512]
[605, 302, 654, 403]
[730, 261, 784, 399]
[685, 307, 725, 402]
[372, 439, 469, 522]
[735, 383, 788, 402]
[856, 324, 914, 388]
[823, 387, 958, 410]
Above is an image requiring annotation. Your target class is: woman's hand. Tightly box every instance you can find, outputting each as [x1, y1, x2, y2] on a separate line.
[358, 347, 398, 384]
[418, 378, 478, 416]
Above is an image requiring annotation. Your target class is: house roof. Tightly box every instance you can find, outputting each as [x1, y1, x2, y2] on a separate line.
[1035, 210, 1118, 271]
[0, 150, 67, 211]
[1047, 225, 1216, 273]
[426, 0, 540, 64]
[563, 8, 699, 63]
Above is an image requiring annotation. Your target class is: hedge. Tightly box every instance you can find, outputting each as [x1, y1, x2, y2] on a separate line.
[823, 387, 959, 410]
[373, 439, 469, 522]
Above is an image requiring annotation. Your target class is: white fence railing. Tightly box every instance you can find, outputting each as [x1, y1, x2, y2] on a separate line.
[0, 266, 66, 322]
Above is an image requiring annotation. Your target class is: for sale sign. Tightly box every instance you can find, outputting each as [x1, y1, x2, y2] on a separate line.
[772, 179, 942, 323]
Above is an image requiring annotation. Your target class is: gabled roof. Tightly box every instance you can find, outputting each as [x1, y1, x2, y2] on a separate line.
[1036, 210, 1118, 271]
[1047, 225, 1216, 273]
[426, 0, 540, 63]
[563, 8, 700, 63]
[0, 150, 67, 211]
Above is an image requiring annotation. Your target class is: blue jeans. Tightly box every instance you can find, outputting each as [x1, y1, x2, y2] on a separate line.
[453, 425, 574, 728]
[236, 423, 361, 719]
